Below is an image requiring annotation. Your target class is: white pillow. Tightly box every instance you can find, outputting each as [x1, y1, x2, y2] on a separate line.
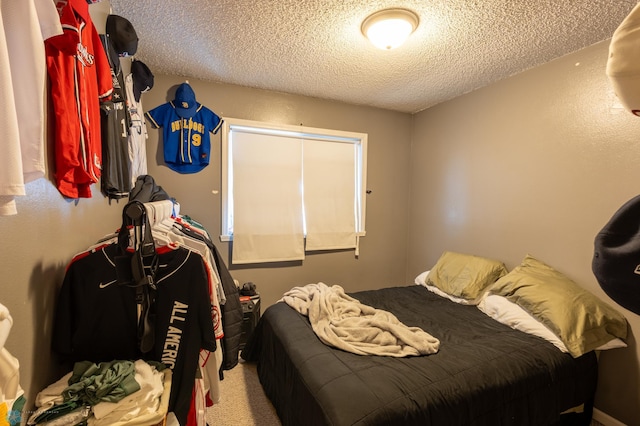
[414, 270, 430, 285]
[415, 270, 476, 305]
[596, 338, 628, 351]
[425, 284, 476, 305]
[477, 294, 627, 353]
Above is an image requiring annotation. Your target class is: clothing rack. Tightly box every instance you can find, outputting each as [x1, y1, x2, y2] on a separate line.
[50, 176, 228, 425]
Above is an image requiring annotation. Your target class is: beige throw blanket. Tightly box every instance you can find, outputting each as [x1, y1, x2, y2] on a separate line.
[281, 283, 440, 357]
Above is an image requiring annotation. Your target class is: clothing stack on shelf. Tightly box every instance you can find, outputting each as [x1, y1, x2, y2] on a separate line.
[27, 360, 171, 426]
[42, 176, 242, 426]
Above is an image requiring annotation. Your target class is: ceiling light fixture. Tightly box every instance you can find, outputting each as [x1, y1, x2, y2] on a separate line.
[361, 8, 419, 50]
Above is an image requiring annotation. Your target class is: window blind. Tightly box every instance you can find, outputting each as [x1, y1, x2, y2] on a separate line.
[225, 120, 365, 264]
[231, 131, 305, 264]
[303, 139, 357, 250]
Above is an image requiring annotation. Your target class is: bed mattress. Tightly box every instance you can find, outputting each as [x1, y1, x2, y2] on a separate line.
[242, 285, 597, 426]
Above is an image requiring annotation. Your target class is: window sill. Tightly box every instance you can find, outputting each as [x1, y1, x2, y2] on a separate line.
[219, 231, 366, 242]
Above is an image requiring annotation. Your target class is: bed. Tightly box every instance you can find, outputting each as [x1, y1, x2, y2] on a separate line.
[241, 252, 628, 426]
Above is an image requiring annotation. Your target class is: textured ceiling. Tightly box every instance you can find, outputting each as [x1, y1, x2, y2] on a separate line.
[108, 0, 638, 114]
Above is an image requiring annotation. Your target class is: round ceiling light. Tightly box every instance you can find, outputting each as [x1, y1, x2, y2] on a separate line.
[361, 8, 419, 50]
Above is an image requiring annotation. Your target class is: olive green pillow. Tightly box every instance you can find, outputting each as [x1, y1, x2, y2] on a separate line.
[426, 251, 508, 302]
[488, 254, 628, 357]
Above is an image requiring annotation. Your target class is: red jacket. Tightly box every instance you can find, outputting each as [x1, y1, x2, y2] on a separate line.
[46, 0, 113, 198]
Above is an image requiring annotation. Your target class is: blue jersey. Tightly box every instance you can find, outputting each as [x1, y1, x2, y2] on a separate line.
[145, 102, 222, 174]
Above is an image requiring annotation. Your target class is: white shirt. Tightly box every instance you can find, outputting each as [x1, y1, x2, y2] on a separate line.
[0, 0, 62, 215]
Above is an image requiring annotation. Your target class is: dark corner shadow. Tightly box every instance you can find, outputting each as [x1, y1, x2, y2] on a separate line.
[154, 133, 165, 167]
[27, 261, 68, 407]
[594, 324, 638, 424]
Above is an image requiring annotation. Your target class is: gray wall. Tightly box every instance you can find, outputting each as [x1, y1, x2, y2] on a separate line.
[409, 40, 640, 425]
[0, 178, 124, 404]
[2, 33, 639, 426]
[142, 75, 413, 309]
[0, 75, 413, 408]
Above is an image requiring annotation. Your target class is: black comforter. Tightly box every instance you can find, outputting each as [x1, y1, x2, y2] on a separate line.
[242, 285, 598, 426]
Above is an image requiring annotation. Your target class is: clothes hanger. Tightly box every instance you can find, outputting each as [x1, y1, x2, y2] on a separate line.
[145, 200, 178, 236]
[117, 200, 159, 354]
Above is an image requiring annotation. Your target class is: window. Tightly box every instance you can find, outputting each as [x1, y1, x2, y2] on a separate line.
[221, 118, 367, 264]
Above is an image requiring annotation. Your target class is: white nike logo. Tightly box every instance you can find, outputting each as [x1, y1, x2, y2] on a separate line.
[99, 280, 117, 289]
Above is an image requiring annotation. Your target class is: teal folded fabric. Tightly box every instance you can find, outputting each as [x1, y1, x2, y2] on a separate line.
[32, 401, 81, 423]
[63, 360, 140, 406]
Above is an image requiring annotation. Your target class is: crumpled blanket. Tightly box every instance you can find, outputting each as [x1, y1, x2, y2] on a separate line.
[281, 283, 440, 357]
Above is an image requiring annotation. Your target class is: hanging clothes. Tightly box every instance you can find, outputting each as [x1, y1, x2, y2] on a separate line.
[53, 245, 214, 426]
[99, 14, 142, 200]
[45, 0, 113, 199]
[154, 214, 227, 404]
[0, 0, 62, 215]
[145, 82, 223, 174]
[51, 190, 237, 425]
[176, 216, 243, 372]
[99, 33, 131, 200]
[126, 186, 229, 406]
[124, 60, 153, 188]
[129, 174, 172, 203]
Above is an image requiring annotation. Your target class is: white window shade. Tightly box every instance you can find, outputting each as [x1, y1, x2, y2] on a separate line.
[221, 118, 367, 265]
[231, 131, 305, 264]
[303, 139, 357, 251]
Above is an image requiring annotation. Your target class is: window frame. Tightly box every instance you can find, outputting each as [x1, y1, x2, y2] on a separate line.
[220, 117, 368, 242]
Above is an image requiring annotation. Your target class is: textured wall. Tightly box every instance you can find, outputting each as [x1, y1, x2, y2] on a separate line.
[108, 0, 637, 113]
[4, 15, 636, 424]
[0, 74, 413, 412]
[409, 40, 640, 425]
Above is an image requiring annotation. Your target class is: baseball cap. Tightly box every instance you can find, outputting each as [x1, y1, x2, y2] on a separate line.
[607, 3, 640, 117]
[592, 193, 640, 314]
[173, 83, 198, 118]
[132, 59, 154, 102]
[106, 14, 139, 57]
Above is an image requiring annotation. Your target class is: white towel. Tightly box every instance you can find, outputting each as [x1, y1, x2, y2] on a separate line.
[281, 283, 440, 357]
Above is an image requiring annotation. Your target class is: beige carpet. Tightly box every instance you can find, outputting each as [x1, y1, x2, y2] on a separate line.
[205, 360, 282, 426]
